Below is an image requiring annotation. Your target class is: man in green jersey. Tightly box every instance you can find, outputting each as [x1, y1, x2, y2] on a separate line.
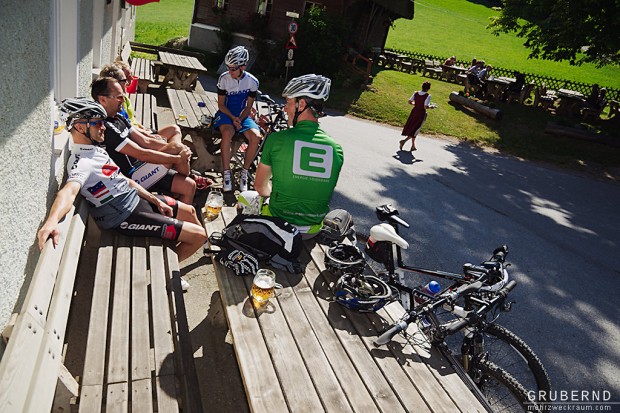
[238, 74, 343, 238]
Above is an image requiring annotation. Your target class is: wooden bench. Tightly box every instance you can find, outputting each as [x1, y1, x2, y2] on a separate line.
[505, 82, 535, 105]
[129, 92, 158, 131]
[422, 59, 443, 79]
[205, 207, 488, 413]
[0, 198, 202, 412]
[120, 42, 156, 93]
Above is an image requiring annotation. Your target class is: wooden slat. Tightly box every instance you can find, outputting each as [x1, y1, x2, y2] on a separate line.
[106, 382, 129, 412]
[304, 244, 407, 413]
[149, 244, 176, 377]
[156, 375, 181, 413]
[79, 384, 103, 413]
[23, 201, 89, 412]
[132, 239, 151, 381]
[132, 378, 154, 413]
[165, 244, 203, 413]
[107, 235, 131, 384]
[206, 209, 289, 413]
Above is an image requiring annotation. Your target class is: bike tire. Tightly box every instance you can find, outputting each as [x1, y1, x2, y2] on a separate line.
[475, 358, 540, 413]
[483, 323, 551, 398]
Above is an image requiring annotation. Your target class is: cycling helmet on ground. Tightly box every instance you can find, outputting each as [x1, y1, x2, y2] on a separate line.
[59, 97, 107, 130]
[225, 46, 249, 66]
[282, 74, 331, 101]
[325, 243, 366, 276]
[333, 274, 393, 312]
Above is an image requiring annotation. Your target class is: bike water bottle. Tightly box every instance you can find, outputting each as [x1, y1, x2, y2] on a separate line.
[414, 280, 441, 305]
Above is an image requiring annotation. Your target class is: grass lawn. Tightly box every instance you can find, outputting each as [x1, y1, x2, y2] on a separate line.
[387, 0, 620, 90]
[134, 0, 194, 46]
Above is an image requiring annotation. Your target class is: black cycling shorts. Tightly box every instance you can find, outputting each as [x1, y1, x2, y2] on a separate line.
[149, 169, 177, 194]
[115, 195, 183, 241]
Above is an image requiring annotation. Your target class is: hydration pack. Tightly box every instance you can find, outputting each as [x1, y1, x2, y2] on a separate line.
[210, 214, 304, 273]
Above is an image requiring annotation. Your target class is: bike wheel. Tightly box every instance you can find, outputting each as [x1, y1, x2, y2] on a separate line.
[483, 323, 551, 398]
[475, 359, 539, 413]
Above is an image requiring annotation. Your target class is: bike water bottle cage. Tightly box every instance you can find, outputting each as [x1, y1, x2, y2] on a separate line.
[324, 243, 366, 276]
[333, 274, 393, 312]
[369, 224, 409, 249]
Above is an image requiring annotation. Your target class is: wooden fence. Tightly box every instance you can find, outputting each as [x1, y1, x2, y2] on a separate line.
[385, 48, 619, 102]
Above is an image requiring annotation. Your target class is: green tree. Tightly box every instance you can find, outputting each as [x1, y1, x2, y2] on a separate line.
[294, 6, 352, 78]
[490, 0, 620, 67]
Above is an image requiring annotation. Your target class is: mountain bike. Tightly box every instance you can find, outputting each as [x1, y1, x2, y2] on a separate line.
[360, 204, 551, 406]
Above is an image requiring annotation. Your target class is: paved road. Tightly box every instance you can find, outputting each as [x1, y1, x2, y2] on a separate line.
[318, 113, 620, 406]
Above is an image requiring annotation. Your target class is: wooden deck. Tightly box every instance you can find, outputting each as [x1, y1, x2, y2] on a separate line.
[205, 207, 488, 413]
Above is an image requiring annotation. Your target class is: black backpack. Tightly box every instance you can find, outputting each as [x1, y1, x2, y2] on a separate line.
[210, 214, 304, 273]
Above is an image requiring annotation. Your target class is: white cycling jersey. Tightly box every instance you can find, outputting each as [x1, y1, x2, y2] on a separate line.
[67, 144, 139, 228]
[216, 71, 259, 116]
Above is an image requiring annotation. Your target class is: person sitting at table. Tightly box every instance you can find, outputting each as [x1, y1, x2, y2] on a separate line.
[92, 77, 209, 205]
[585, 84, 601, 107]
[443, 56, 456, 66]
[99, 64, 212, 192]
[214, 46, 261, 193]
[38, 97, 207, 263]
[502, 72, 526, 101]
[466, 60, 483, 86]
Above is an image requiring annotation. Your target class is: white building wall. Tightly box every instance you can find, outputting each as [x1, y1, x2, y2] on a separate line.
[0, 0, 135, 355]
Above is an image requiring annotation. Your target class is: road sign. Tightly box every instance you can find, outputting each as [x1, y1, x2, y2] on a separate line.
[287, 49, 294, 60]
[285, 60, 294, 67]
[285, 35, 297, 49]
[288, 22, 298, 34]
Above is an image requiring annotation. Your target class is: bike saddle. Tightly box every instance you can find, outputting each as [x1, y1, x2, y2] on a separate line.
[369, 223, 409, 249]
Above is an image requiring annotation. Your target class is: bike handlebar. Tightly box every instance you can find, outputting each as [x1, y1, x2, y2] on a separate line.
[374, 319, 409, 346]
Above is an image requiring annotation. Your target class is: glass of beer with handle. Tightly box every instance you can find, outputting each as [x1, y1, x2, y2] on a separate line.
[204, 190, 224, 221]
[251, 269, 282, 306]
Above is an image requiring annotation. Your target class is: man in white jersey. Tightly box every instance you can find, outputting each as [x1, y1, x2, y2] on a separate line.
[37, 98, 206, 262]
[213, 46, 261, 192]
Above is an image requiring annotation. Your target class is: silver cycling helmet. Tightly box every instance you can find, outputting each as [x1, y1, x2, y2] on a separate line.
[324, 243, 366, 277]
[225, 46, 249, 66]
[333, 273, 394, 313]
[59, 97, 107, 130]
[282, 74, 331, 101]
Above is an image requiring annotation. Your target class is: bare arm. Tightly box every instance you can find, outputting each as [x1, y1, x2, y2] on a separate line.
[254, 162, 272, 197]
[129, 128, 167, 151]
[119, 138, 189, 166]
[238, 96, 256, 121]
[37, 181, 81, 250]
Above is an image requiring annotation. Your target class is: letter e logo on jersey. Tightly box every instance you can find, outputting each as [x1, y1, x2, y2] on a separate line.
[292, 141, 333, 179]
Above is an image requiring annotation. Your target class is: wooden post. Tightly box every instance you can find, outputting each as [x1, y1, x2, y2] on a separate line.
[449, 92, 503, 120]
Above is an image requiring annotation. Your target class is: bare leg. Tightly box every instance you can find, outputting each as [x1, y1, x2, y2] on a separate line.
[174, 202, 207, 261]
[219, 124, 236, 172]
[170, 174, 196, 204]
[157, 124, 183, 145]
[410, 136, 417, 151]
[242, 128, 261, 170]
[399, 137, 410, 150]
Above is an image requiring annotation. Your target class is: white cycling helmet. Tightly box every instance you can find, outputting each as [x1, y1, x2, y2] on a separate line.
[225, 46, 249, 66]
[282, 74, 331, 101]
[59, 97, 107, 130]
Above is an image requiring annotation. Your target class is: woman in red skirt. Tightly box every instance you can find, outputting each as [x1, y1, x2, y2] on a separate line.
[400, 81, 433, 151]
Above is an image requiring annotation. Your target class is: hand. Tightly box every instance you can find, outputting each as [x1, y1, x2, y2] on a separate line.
[156, 199, 173, 217]
[37, 222, 59, 251]
[233, 117, 242, 130]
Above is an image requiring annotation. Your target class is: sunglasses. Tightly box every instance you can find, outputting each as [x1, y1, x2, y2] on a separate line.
[118, 78, 128, 83]
[76, 120, 105, 127]
[227, 65, 242, 72]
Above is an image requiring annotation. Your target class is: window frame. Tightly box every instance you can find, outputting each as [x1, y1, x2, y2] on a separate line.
[256, 0, 273, 17]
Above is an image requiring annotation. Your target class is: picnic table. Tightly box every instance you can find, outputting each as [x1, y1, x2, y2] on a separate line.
[441, 65, 468, 83]
[484, 77, 511, 102]
[159, 51, 208, 91]
[205, 207, 489, 413]
[556, 88, 586, 117]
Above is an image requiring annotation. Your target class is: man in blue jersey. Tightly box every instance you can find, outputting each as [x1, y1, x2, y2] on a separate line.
[213, 46, 261, 192]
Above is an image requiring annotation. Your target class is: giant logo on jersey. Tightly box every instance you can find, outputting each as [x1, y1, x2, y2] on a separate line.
[292, 141, 334, 179]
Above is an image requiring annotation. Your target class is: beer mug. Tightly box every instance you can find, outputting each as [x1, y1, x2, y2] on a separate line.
[204, 190, 224, 222]
[250, 269, 282, 306]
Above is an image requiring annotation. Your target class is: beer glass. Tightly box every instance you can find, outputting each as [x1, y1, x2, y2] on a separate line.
[204, 190, 224, 221]
[250, 269, 282, 306]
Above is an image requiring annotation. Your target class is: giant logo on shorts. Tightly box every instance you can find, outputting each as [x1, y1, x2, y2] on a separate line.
[292, 141, 333, 179]
[119, 222, 162, 231]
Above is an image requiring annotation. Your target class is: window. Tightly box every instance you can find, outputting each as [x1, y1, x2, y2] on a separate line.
[257, 0, 273, 17]
[303, 1, 323, 15]
[215, 0, 229, 10]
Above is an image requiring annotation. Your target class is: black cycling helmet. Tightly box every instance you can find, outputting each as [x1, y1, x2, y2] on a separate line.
[59, 97, 107, 130]
[324, 243, 366, 277]
[333, 274, 393, 312]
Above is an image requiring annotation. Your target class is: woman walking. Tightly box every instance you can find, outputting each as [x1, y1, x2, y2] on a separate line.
[400, 81, 433, 151]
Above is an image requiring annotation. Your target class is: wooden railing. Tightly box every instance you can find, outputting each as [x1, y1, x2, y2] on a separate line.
[343, 47, 373, 85]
